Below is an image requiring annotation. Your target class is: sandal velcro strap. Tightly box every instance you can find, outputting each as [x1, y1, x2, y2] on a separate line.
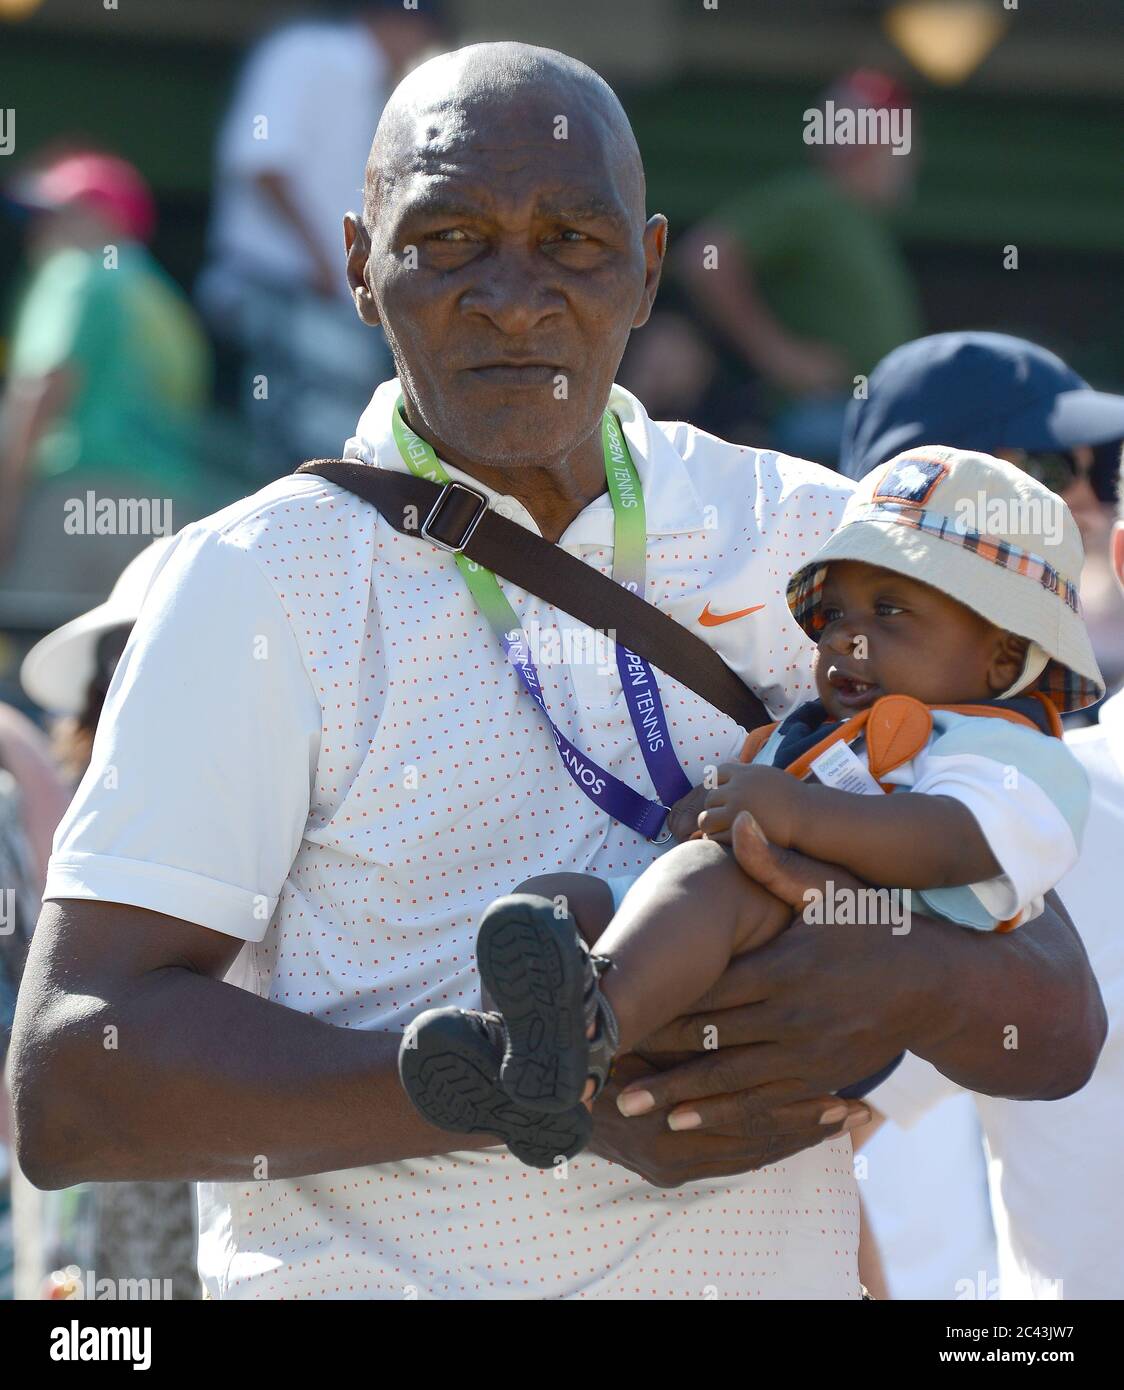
[582, 952, 620, 1099]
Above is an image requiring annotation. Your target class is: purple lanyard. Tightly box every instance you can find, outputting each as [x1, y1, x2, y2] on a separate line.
[396, 403, 693, 841]
[502, 629, 689, 841]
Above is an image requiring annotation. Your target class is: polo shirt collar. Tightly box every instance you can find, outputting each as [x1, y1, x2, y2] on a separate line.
[344, 378, 705, 546]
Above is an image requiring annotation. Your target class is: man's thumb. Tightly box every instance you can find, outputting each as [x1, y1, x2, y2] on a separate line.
[732, 810, 772, 874]
[732, 811, 800, 909]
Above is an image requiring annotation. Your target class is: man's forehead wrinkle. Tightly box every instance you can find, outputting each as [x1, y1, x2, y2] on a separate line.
[394, 176, 630, 231]
[366, 42, 647, 226]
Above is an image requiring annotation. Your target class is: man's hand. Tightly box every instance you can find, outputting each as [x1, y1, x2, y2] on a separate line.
[730, 809, 830, 911]
[588, 1053, 867, 1188]
[615, 820, 1105, 1132]
[767, 336, 849, 397]
[613, 830, 913, 1133]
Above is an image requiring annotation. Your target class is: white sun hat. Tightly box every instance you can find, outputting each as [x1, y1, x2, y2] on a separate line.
[786, 445, 1105, 713]
[20, 537, 177, 716]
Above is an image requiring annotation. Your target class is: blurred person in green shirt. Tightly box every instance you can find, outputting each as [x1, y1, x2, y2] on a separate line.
[0, 152, 211, 610]
[679, 70, 923, 466]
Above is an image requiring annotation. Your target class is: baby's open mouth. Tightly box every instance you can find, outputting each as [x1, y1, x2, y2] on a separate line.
[827, 667, 880, 710]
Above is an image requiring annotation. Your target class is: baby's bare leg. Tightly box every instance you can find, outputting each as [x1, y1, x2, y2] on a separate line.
[592, 839, 790, 1055]
[510, 872, 615, 946]
[482, 872, 615, 1015]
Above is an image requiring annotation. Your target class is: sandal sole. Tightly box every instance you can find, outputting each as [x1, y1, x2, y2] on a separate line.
[477, 894, 590, 1113]
[398, 1006, 590, 1169]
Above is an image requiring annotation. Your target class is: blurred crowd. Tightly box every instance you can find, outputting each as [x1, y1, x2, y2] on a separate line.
[0, 0, 1122, 1302]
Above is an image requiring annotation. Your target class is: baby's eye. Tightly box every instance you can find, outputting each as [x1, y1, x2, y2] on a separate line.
[875, 601, 904, 617]
[821, 605, 843, 623]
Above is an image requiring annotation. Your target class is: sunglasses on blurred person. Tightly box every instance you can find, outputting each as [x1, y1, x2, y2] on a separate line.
[1009, 441, 1121, 505]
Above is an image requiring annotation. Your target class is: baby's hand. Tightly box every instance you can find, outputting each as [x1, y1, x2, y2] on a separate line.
[698, 763, 802, 847]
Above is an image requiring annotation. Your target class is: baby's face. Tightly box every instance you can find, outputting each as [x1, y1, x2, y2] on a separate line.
[812, 561, 1011, 719]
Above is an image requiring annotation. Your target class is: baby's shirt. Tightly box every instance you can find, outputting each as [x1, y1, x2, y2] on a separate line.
[747, 699, 1090, 931]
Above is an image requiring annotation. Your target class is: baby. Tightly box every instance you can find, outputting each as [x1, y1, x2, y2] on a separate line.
[399, 447, 1104, 1167]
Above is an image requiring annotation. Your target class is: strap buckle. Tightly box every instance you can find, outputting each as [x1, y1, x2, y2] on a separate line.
[647, 809, 674, 845]
[420, 481, 489, 554]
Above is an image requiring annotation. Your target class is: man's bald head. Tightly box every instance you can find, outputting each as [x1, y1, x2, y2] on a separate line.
[343, 41, 666, 483]
[363, 42, 646, 232]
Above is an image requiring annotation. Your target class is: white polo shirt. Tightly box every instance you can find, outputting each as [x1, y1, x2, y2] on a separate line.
[868, 690, 1124, 1299]
[45, 380, 859, 1299]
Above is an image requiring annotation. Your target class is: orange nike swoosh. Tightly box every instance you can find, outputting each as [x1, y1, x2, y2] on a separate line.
[698, 602, 767, 627]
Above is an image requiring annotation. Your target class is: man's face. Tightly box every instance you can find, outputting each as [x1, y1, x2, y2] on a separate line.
[346, 91, 665, 468]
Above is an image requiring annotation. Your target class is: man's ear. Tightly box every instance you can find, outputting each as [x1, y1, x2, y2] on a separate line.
[344, 213, 381, 327]
[632, 214, 667, 331]
[987, 631, 1029, 695]
[1111, 519, 1124, 596]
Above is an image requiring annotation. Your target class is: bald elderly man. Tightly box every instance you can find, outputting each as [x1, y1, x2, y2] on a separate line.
[11, 43, 1104, 1300]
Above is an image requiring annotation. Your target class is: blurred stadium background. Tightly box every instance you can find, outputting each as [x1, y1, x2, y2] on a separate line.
[0, 0, 1121, 662]
[0, 0, 1122, 1304]
[3, 0, 1121, 366]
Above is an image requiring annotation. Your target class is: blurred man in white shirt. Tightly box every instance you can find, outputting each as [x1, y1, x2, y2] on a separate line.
[198, 1, 446, 478]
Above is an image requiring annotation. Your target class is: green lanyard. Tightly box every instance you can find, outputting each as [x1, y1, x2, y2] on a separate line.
[390, 397, 692, 837]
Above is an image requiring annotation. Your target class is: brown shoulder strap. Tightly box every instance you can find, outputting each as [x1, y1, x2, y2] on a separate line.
[296, 460, 771, 733]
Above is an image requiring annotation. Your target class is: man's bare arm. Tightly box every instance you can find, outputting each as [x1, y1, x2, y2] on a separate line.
[617, 831, 1106, 1131]
[0, 369, 72, 559]
[9, 899, 491, 1189]
[255, 171, 340, 297]
[675, 224, 847, 395]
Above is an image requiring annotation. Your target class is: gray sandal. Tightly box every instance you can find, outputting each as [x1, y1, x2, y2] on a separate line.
[398, 1006, 591, 1168]
[476, 893, 620, 1113]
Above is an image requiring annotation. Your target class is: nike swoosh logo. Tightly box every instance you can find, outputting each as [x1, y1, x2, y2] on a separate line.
[698, 602, 767, 627]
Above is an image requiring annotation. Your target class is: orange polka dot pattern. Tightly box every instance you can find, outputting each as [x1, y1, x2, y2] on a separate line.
[201, 385, 860, 1298]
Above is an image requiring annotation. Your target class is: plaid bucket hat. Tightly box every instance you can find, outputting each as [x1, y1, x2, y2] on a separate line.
[786, 446, 1106, 713]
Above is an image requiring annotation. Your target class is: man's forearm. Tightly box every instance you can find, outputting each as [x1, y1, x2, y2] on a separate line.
[255, 170, 336, 290]
[626, 840, 1106, 1129]
[678, 226, 792, 369]
[11, 941, 489, 1187]
[0, 374, 65, 554]
[901, 893, 1106, 1100]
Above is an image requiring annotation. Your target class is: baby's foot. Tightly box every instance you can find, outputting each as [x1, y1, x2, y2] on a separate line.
[477, 893, 619, 1113]
[398, 1006, 590, 1168]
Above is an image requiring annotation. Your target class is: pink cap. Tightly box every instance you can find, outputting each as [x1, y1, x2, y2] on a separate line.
[9, 151, 156, 241]
[827, 68, 913, 113]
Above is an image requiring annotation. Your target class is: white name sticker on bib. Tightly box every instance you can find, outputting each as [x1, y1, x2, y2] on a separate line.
[809, 740, 885, 796]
